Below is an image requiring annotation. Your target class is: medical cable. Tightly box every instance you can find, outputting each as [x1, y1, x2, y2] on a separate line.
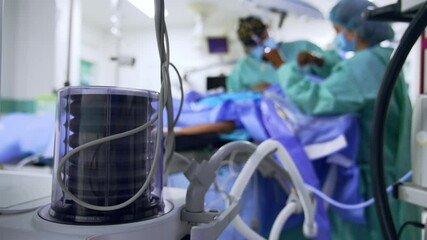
[305, 170, 413, 210]
[55, 0, 184, 211]
[169, 62, 184, 127]
[397, 221, 425, 239]
[370, 3, 427, 239]
[165, 61, 186, 174]
[157, 18, 174, 165]
[64, 0, 74, 87]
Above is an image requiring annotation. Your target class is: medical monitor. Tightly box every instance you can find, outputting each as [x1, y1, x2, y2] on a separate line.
[207, 37, 228, 54]
[207, 75, 227, 91]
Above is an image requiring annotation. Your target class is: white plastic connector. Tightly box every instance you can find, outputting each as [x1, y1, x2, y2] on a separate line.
[303, 219, 318, 239]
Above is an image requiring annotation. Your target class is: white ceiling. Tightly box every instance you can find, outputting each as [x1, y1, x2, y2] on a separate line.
[81, 0, 252, 30]
[81, 0, 337, 31]
[81, 0, 398, 31]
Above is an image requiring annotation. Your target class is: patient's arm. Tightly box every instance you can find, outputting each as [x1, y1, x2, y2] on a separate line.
[174, 121, 236, 136]
[250, 82, 271, 91]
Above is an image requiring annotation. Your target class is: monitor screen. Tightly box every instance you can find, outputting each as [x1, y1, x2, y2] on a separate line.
[207, 75, 227, 90]
[207, 37, 228, 54]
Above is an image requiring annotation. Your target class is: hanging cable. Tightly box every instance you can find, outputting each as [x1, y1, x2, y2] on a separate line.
[397, 221, 425, 239]
[55, 0, 184, 211]
[64, 0, 74, 86]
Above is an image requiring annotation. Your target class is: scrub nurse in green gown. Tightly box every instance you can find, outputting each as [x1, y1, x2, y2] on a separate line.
[226, 16, 323, 92]
[264, 0, 420, 239]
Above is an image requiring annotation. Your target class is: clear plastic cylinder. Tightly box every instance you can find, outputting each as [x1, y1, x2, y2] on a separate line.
[49, 86, 163, 224]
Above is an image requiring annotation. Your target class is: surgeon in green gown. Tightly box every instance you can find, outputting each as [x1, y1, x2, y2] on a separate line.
[226, 16, 323, 92]
[264, 0, 420, 239]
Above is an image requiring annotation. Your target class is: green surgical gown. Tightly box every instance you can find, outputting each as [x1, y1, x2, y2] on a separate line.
[278, 45, 420, 240]
[226, 40, 322, 92]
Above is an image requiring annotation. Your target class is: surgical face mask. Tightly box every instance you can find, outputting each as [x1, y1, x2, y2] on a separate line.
[262, 37, 278, 49]
[249, 37, 278, 60]
[250, 46, 265, 60]
[335, 32, 356, 52]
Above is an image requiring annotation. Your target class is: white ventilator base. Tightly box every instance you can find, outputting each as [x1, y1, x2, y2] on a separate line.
[0, 170, 190, 240]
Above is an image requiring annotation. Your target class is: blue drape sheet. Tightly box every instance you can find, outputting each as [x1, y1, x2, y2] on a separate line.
[167, 84, 363, 239]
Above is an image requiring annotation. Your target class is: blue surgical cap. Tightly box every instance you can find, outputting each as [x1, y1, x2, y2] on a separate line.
[329, 0, 394, 45]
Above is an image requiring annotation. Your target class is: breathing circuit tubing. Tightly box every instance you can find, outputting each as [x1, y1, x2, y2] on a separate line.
[370, 3, 427, 240]
[306, 170, 413, 210]
[221, 140, 413, 240]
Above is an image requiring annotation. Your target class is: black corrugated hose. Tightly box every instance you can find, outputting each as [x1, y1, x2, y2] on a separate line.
[371, 3, 427, 240]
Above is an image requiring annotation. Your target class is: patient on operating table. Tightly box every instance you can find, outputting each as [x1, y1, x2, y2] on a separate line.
[167, 81, 363, 240]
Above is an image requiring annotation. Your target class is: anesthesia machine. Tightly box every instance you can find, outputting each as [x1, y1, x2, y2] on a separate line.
[0, 0, 317, 239]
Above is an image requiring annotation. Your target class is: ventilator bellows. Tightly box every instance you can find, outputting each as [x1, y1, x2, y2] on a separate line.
[47, 87, 164, 225]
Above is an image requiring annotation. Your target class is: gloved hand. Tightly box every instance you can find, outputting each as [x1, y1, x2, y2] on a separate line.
[263, 48, 285, 69]
[297, 51, 324, 67]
